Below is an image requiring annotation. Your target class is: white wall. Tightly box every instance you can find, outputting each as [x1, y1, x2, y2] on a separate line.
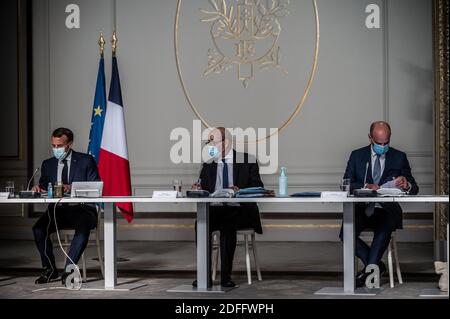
[19, 0, 435, 241]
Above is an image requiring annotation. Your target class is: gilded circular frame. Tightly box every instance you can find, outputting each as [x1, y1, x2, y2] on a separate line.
[174, 0, 320, 143]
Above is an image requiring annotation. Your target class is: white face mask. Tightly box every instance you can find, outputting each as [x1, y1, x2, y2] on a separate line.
[372, 142, 390, 156]
[208, 145, 220, 158]
[52, 147, 67, 160]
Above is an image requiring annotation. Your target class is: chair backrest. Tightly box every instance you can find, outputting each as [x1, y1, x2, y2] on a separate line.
[237, 229, 255, 235]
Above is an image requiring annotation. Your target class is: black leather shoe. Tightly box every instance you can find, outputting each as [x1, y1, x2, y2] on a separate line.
[356, 269, 365, 280]
[356, 271, 369, 288]
[35, 267, 59, 284]
[192, 279, 214, 288]
[220, 279, 236, 288]
[61, 272, 70, 286]
[378, 261, 387, 277]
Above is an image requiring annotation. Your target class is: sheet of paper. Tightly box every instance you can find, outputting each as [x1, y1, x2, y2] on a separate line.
[152, 191, 178, 198]
[0, 192, 10, 199]
[380, 180, 399, 189]
[377, 188, 405, 196]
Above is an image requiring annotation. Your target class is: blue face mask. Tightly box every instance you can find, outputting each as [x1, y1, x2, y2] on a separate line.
[372, 143, 389, 156]
[52, 147, 67, 160]
[208, 146, 220, 158]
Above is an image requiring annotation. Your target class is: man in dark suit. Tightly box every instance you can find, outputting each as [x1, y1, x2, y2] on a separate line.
[192, 127, 264, 287]
[31, 128, 101, 285]
[341, 121, 419, 287]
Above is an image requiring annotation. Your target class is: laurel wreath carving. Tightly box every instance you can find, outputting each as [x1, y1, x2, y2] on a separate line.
[200, 0, 290, 87]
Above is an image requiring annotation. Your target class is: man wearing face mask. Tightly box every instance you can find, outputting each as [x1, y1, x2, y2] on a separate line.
[191, 127, 264, 288]
[340, 121, 419, 287]
[31, 128, 101, 285]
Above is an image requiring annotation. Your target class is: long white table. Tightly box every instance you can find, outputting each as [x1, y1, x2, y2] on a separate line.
[0, 195, 448, 295]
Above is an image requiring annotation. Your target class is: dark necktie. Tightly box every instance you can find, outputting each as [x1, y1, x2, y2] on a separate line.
[366, 155, 382, 217]
[62, 159, 69, 185]
[372, 155, 382, 185]
[222, 159, 229, 189]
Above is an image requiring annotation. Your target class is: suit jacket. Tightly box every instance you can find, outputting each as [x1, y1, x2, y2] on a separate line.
[343, 145, 419, 229]
[38, 150, 101, 190]
[199, 151, 264, 234]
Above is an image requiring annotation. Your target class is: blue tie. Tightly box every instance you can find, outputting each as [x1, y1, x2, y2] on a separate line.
[372, 155, 382, 185]
[222, 159, 229, 189]
[366, 154, 382, 217]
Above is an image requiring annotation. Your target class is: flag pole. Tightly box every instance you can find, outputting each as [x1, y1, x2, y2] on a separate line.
[111, 31, 117, 57]
[98, 32, 106, 58]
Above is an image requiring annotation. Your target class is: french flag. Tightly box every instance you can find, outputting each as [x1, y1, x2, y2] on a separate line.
[98, 55, 134, 222]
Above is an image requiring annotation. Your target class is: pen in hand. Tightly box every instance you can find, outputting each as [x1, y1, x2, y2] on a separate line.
[192, 179, 202, 190]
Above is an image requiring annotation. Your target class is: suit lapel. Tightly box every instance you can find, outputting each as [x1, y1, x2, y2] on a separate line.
[365, 146, 374, 184]
[210, 161, 217, 192]
[380, 149, 391, 183]
[50, 158, 58, 183]
[69, 151, 78, 183]
[233, 150, 238, 186]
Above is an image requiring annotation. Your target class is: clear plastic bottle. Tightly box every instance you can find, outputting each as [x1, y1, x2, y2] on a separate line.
[278, 167, 288, 197]
[47, 182, 53, 198]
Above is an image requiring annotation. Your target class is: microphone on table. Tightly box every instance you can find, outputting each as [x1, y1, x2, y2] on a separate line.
[353, 162, 377, 197]
[19, 168, 42, 198]
[363, 161, 369, 188]
[186, 140, 210, 198]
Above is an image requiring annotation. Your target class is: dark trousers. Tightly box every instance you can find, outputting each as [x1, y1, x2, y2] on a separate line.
[32, 204, 97, 271]
[340, 206, 396, 267]
[195, 205, 238, 282]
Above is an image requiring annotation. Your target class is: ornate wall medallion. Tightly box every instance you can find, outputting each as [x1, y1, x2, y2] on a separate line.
[200, 0, 290, 88]
[175, 0, 320, 143]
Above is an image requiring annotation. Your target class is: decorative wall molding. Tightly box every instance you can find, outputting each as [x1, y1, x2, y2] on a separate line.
[133, 183, 435, 190]
[131, 166, 434, 177]
[433, 0, 449, 241]
[24, 1, 437, 241]
[406, 152, 434, 158]
[107, 212, 434, 220]
[0, 0, 31, 218]
[0, 168, 29, 176]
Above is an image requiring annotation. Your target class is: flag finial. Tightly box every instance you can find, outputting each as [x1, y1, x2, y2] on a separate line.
[111, 31, 118, 56]
[98, 32, 106, 57]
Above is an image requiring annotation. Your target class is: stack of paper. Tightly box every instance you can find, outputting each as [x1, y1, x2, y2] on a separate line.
[377, 188, 405, 196]
[378, 180, 406, 196]
[235, 187, 275, 198]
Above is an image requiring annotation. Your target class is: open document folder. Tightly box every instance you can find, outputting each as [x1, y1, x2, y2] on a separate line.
[377, 180, 406, 196]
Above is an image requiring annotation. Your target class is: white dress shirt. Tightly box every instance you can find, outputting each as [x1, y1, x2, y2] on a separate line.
[57, 150, 72, 184]
[214, 149, 234, 191]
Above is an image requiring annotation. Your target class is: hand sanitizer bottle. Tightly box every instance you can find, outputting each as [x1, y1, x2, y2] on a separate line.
[278, 167, 288, 197]
[47, 182, 53, 198]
